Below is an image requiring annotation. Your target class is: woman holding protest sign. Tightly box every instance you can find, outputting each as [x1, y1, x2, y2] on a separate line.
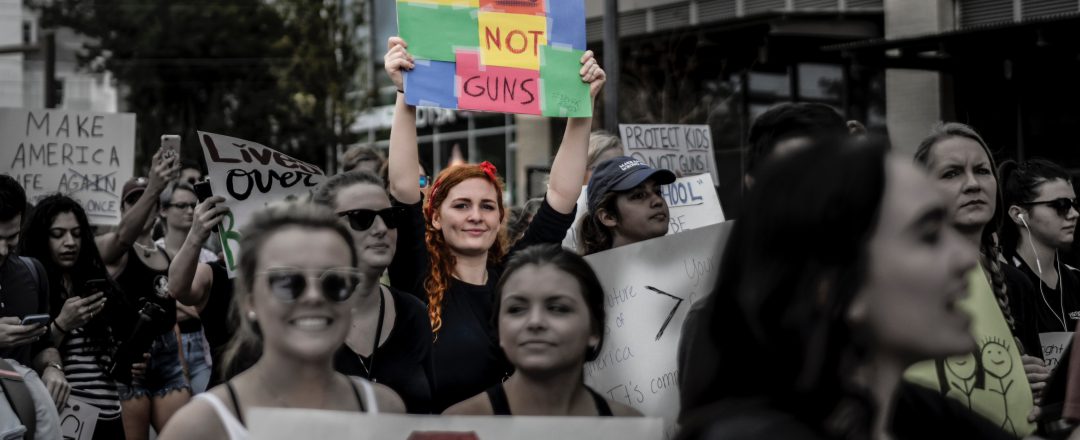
[443, 244, 639, 417]
[383, 35, 605, 410]
[578, 156, 676, 255]
[311, 170, 436, 414]
[678, 139, 1013, 439]
[159, 203, 404, 440]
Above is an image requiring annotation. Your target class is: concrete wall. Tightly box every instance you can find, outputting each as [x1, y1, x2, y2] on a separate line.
[514, 115, 552, 203]
[0, 0, 24, 107]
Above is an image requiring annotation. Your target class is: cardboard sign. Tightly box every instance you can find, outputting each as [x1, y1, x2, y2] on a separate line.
[59, 397, 100, 440]
[619, 124, 719, 184]
[0, 108, 136, 225]
[398, 0, 590, 116]
[562, 174, 725, 253]
[198, 131, 326, 278]
[1040, 331, 1073, 372]
[249, 409, 663, 440]
[583, 222, 733, 438]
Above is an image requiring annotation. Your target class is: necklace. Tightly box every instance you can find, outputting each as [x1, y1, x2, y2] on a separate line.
[133, 241, 156, 258]
[352, 286, 386, 383]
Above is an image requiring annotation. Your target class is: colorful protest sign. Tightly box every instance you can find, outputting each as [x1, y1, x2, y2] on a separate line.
[59, 397, 100, 440]
[619, 124, 719, 183]
[562, 174, 725, 252]
[583, 222, 732, 438]
[0, 108, 135, 225]
[1040, 331, 1072, 372]
[249, 409, 663, 440]
[397, 0, 591, 117]
[198, 131, 326, 278]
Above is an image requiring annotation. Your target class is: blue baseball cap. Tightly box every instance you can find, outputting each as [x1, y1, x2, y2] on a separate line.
[587, 156, 676, 212]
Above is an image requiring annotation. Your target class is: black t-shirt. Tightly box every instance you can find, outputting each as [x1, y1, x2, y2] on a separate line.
[334, 285, 435, 413]
[1006, 252, 1080, 362]
[890, 380, 1014, 439]
[202, 261, 234, 387]
[389, 195, 576, 411]
[0, 256, 51, 366]
[113, 250, 177, 337]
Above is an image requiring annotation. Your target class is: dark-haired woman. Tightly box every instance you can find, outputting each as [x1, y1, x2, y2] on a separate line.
[444, 244, 639, 417]
[679, 139, 1011, 439]
[578, 156, 675, 255]
[999, 159, 1080, 367]
[159, 203, 404, 440]
[905, 122, 1039, 436]
[384, 36, 605, 411]
[21, 195, 125, 439]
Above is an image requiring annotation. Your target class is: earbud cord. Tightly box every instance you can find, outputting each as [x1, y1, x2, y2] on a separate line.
[1025, 218, 1069, 331]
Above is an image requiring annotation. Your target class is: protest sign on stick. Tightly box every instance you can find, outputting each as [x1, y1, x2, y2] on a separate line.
[0, 108, 135, 225]
[397, 0, 590, 117]
[562, 173, 725, 252]
[249, 409, 663, 440]
[619, 124, 719, 183]
[583, 221, 733, 438]
[198, 131, 326, 278]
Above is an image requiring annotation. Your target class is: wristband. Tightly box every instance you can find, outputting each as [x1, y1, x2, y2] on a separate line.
[52, 320, 69, 334]
[46, 362, 63, 372]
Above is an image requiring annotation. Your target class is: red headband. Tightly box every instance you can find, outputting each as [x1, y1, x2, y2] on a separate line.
[426, 161, 500, 212]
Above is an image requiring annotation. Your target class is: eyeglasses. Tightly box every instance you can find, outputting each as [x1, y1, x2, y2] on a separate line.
[419, 175, 432, 189]
[259, 267, 362, 303]
[167, 202, 197, 210]
[338, 207, 407, 231]
[1020, 198, 1080, 217]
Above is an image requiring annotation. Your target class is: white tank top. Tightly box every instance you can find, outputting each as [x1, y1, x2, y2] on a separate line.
[195, 378, 379, 440]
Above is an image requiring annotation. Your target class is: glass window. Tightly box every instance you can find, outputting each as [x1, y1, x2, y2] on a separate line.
[797, 63, 843, 101]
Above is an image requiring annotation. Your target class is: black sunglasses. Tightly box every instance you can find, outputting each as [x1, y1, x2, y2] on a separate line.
[1020, 198, 1080, 217]
[259, 267, 361, 303]
[338, 207, 407, 231]
[166, 202, 197, 210]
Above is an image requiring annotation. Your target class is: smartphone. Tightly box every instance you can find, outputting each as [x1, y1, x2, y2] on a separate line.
[84, 278, 117, 298]
[20, 314, 50, 327]
[161, 134, 181, 163]
[193, 180, 213, 203]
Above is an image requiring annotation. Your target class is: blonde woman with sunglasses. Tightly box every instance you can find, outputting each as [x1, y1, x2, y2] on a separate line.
[160, 203, 404, 440]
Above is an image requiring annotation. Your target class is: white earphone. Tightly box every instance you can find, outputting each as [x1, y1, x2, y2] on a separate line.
[1019, 210, 1068, 330]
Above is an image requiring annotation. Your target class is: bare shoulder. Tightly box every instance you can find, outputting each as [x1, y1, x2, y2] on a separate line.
[158, 394, 228, 439]
[607, 400, 643, 417]
[364, 379, 406, 414]
[442, 392, 493, 416]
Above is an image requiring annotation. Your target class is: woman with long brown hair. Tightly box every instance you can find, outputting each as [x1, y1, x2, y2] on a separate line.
[383, 36, 605, 411]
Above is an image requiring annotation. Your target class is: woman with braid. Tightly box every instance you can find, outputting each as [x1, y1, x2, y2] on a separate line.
[906, 122, 1044, 436]
[383, 36, 606, 411]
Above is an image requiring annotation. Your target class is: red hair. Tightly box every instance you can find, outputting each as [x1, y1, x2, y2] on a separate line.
[423, 162, 508, 335]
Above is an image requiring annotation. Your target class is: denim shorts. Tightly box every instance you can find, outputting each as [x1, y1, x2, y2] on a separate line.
[180, 329, 212, 394]
[116, 332, 191, 400]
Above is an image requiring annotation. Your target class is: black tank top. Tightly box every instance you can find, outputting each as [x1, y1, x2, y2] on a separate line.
[114, 247, 177, 336]
[485, 383, 613, 416]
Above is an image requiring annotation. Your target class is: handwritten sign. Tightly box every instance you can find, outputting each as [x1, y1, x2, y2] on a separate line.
[59, 397, 100, 440]
[583, 222, 732, 438]
[0, 108, 135, 225]
[249, 409, 662, 440]
[619, 124, 719, 184]
[198, 131, 326, 278]
[398, 0, 590, 116]
[1041, 331, 1073, 372]
[562, 174, 725, 252]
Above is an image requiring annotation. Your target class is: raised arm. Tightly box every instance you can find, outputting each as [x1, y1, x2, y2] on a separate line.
[385, 37, 422, 204]
[169, 196, 228, 307]
[545, 51, 606, 214]
[97, 148, 179, 264]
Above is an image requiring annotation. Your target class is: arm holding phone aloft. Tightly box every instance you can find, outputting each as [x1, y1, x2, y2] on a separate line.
[97, 148, 180, 264]
[168, 197, 228, 308]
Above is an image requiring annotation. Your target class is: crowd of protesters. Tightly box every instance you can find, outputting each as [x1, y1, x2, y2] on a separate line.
[4, 35, 1080, 440]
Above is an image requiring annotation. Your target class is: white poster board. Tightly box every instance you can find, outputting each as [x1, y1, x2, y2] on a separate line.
[58, 397, 99, 440]
[562, 174, 724, 252]
[583, 222, 733, 438]
[619, 124, 719, 183]
[249, 409, 663, 440]
[0, 108, 136, 225]
[198, 131, 326, 277]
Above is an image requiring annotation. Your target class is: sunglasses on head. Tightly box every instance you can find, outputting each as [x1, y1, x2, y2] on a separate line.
[1020, 198, 1080, 217]
[259, 267, 362, 303]
[338, 207, 407, 231]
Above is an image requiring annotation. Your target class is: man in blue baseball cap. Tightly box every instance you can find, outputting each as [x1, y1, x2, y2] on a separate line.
[578, 156, 676, 255]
